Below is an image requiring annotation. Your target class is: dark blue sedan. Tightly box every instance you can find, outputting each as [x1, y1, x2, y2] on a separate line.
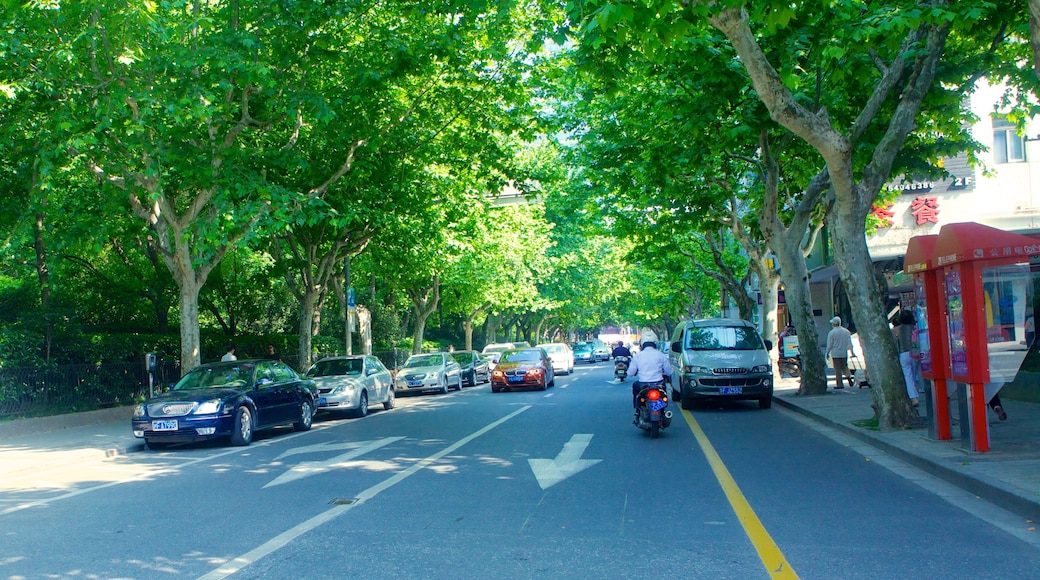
[132, 359, 317, 449]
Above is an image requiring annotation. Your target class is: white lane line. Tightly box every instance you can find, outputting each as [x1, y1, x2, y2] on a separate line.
[197, 405, 533, 580]
[543, 393, 555, 398]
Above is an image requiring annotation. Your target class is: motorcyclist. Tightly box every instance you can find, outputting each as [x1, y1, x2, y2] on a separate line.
[611, 341, 631, 359]
[627, 330, 672, 415]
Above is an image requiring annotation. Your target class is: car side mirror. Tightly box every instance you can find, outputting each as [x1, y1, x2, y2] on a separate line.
[764, 339, 773, 351]
[671, 341, 681, 353]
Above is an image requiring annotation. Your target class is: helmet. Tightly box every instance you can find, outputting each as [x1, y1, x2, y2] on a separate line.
[617, 341, 624, 347]
[640, 329, 659, 345]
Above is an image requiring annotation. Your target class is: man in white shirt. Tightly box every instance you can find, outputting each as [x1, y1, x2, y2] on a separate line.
[825, 317, 853, 389]
[221, 344, 237, 362]
[627, 330, 673, 412]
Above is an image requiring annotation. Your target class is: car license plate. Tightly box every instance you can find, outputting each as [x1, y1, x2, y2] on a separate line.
[152, 420, 178, 431]
[649, 400, 667, 411]
[318, 397, 327, 406]
[508, 376, 523, 383]
[720, 387, 743, 395]
[407, 381, 423, 387]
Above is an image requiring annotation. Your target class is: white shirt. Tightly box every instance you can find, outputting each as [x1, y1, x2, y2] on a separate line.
[221, 352, 237, 362]
[627, 346, 672, 383]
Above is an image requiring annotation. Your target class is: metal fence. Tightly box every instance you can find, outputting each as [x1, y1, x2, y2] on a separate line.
[0, 351, 420, 420]
[0, 361, 181, 419]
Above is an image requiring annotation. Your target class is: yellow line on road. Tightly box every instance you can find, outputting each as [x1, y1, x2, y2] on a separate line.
[680, 408, 798, 579]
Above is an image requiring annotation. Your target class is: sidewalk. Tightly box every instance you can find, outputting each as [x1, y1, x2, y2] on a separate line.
[773, 376, 1040, 521]
[1, 386, 1038, 521]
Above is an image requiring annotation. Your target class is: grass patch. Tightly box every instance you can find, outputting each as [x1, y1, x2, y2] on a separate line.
[851, 416, 879, 430]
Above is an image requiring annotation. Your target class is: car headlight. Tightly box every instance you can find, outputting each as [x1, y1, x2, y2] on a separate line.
[333, 384, 356, 394]
[685, 365, 711, 374]
[133, 404, 146, 418]
[194, 400, 222, 415]
[751, 364, 771, 373]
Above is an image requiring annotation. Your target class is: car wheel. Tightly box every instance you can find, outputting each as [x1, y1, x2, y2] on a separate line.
[383, 388, 396, 410]
[759, 396, 773, 409]
[539, 378, 547, 391]
[456, 374, 463, 391]
[356, 391, 369, 418]
[467, 370, 476, 387]
[230, 406, 253, 446]
[491, 384, 502, 393]
[440, 375, 449, 395]
[294, 400, 313, 431]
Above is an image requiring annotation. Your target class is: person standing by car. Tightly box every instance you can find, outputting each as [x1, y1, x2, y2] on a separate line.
[825, 317, 853, 390]
[626, 331, 672, 414]
[611, 341, 631, 359]
[221, 344, 237, 362]
[264, 344, 282, 362]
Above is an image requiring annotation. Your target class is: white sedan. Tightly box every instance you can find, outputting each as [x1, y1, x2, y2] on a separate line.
[537, 343, 575, 375]
[394, 352, 463, 395]
[306, 356, 395, 417]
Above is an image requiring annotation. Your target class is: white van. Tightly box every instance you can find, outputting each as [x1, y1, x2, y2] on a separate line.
[668, 318, 773, 409]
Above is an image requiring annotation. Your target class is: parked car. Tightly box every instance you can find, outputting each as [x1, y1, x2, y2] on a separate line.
[537, 342, 574, 375]
[395, 352, 463, 395]
[668, 318, 774, 410]
[306, 355, 395, 417]
[132, 359, 316, 449]
[480, 352, 501, 371]
[572, 342, 595, 364]
[491, 348, 556, 392]
[451, 350, 491, 386]
[590, 340, 611, 362]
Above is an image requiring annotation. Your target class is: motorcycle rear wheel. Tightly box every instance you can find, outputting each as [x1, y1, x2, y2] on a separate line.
[650, 420, 660, 438]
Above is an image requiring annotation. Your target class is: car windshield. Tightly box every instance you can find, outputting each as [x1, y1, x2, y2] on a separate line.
[453, 352, 475, 364]
[405, 354, 443, 368]
[483, 344, 512, 354]
[307, 358, 363, 377]
[539, 344, 565, 353]
[174, 363, 255, 390]
[685, 327, 763, 351]
[573, 344, 591, 353]
[500, 349, 541, 363]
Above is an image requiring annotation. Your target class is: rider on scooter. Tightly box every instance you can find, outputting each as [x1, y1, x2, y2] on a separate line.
[627, 330, 672, 416]
[611, 341, 631, 359]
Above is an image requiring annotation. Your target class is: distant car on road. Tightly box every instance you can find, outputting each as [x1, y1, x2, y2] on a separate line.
[451, 349, 491, 386]
[572, 342, 595, 364]
[306, 355, 395, 417]
[395, 352, 462, 395]
[491, 348, 556, 392]
[537, 342, 574, 375]
[590, 340, 610, 362]
[132, 359, 316, 449]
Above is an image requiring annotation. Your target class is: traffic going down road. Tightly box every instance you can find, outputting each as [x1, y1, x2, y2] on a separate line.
[1, 363, 1038, 579]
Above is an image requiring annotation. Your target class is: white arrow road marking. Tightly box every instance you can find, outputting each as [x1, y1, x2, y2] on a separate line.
[273, 440, 386, 461]
[264, 437, 405, 488]
[528, 434, 601, 490]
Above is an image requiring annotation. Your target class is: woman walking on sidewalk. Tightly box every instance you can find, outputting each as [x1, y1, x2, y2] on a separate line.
[894, 310, 920, 407]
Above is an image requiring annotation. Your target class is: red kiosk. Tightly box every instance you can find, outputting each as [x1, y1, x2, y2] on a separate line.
[904, 234, 952, 441]
[905, 222, 1040, 452]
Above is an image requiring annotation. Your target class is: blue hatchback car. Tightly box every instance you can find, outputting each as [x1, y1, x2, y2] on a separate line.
[132, 359, 317, 449]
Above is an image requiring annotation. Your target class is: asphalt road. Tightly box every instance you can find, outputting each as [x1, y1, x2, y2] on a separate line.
[2, 362, 1038, 579]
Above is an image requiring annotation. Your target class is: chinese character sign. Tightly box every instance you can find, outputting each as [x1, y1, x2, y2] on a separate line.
[911, 196, 940, 225]
[870, 202, 895, 227]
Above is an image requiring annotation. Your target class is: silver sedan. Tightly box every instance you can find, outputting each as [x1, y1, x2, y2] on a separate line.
[306, 356, 395, 417]
[394, 352, 462, 395]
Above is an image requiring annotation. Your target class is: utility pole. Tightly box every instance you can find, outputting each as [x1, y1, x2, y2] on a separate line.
[344, 257, 353, 355]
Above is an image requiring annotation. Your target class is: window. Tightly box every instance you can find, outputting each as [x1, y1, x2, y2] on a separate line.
[993, 118, 1025, 164]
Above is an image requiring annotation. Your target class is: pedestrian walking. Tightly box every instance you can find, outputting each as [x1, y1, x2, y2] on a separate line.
[221, 344, 237, 362]
[264, 344, 281, 362]
[825, 316, 854, 390]
[894, 310, 920, 406]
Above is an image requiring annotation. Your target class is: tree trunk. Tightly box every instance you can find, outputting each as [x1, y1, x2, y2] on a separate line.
[33, 210, 53, 363]
[710, 5, 945, 428]
[298, 287, 320, 370]
[462, 304, 487, 351]
[407, 277, 441, 354]
[177, 274, 203, 372]
[774, 240, 828, 395]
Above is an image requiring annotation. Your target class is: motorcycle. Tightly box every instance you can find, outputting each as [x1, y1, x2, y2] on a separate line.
[634, 380, 673, 438]
[614, 356, 631, 381]
[778, 355, 800, 378]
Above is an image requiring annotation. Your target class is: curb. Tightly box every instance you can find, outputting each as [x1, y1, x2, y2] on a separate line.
[773, 395, 1040, 522]
[0, 406, 135, 440]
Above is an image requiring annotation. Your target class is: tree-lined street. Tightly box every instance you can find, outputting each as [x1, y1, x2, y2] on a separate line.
[3, 363, 1038, 579]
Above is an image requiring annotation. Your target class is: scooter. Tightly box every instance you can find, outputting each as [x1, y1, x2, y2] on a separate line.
[778, 355, 800, 378]
[614, 356, 631, 381]
[634, 380, 673, 438]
